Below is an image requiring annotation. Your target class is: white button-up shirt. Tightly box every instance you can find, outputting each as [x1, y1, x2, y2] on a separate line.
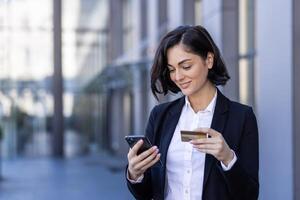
[165, 92, 217, 200]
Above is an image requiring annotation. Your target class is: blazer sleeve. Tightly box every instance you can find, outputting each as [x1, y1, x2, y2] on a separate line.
[222, 107, 259, 200]
[126, 106, 158, 200]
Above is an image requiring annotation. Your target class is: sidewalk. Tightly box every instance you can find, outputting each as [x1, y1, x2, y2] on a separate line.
[0, 154, 132, 200]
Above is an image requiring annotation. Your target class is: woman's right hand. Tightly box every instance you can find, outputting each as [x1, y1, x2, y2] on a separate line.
[127, 139, 161, 181]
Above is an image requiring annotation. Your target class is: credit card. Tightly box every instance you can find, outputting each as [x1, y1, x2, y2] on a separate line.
[180, 130, 207, 142]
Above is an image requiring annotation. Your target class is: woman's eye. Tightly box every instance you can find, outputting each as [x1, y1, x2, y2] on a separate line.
[168, 68, 175, 73]
[182, 65, 191, 70]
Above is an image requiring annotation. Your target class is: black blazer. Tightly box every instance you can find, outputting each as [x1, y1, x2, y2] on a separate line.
[127, 89, 259, 200]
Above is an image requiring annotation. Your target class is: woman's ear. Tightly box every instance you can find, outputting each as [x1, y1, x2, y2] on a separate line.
[206, 52, 214, 69]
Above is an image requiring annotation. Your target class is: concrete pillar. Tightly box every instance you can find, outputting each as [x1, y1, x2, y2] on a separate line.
[256, 0, 293, 199]
[108, 0, 123, 62]
[147, 0, 159, 112]
[221, 0, 239, 102]
[52, 0, 64, 157]
[159, 0, 168, 33]
[202, 0, 222, 49]
[238, 0, 255, 107]
[183, 0, 195, 25]
[132, 65, 143, 134]
[131, 0, 142, 60]
[293, 0, 300, 198]
[202, 0, 223, 95]
[167, 0, 183, 29]
[110, 90, 123, 153]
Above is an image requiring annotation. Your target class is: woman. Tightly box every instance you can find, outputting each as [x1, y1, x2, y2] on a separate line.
[126, 25, 259, 200]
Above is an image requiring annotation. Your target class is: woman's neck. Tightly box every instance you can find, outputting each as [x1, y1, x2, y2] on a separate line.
[187, 83, 216, 113]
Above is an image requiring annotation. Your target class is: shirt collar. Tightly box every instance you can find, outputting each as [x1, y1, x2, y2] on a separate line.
[184, 89, 217, 113]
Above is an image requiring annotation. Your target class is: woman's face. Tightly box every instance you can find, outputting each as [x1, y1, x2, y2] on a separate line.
[167, 44, 213, 97]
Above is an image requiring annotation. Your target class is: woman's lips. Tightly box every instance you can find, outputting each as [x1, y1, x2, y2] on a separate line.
[179, 81, 191, 89]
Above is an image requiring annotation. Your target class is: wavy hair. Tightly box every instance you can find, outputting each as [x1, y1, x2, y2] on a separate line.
[151, 25, 230, 100]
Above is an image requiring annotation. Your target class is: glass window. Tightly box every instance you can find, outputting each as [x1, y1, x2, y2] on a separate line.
[0, 0, 53, 157]
[194, 0, 203, 25]
[122, 0, 133, 54]
[239, 0, 255, 107]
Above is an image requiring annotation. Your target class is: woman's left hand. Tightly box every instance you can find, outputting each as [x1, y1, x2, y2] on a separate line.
[190, 128, 234, 166]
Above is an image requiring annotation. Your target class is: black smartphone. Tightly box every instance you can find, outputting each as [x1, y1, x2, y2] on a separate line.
[125, 135, 153, 155]
[125, 135, 163, 166]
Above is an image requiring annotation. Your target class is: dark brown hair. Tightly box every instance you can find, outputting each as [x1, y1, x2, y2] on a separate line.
[151, 25, 230, 100]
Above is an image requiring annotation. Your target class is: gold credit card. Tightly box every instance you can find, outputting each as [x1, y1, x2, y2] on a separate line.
[180, 130, 207, 142]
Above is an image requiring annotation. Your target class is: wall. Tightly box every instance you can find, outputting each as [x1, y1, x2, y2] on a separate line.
[256, 0, 293, 199]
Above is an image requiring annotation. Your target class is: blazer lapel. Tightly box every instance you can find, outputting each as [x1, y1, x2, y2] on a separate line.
[203, 89, 229, 189]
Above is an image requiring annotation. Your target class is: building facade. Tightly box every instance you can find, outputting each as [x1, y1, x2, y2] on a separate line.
[74, 0, 300, 199]
[1, 0, 299, 199]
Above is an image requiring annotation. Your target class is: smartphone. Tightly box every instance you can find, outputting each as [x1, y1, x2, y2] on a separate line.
[180, 130, 207, 142]
[125, 135, 163, 166]
[125, 135, 153, 155]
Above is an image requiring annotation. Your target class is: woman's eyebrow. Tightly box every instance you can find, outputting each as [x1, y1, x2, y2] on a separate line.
[178, 58, 192, 65]
[167, 58, 192, 67]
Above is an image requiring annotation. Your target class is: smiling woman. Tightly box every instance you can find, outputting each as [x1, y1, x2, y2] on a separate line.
[166, 46, 214, 111]
[125, 25, 259, 200]
[151, 25, 230, 100]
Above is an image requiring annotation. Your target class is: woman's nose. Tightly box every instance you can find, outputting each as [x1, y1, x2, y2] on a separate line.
[175, 70, 184, 81]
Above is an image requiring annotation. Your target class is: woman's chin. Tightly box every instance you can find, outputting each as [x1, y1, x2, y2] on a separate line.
[181, 89, 193, 96]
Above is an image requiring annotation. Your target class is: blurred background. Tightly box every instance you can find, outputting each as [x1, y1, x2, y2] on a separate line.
[0, 0, 299, 199]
